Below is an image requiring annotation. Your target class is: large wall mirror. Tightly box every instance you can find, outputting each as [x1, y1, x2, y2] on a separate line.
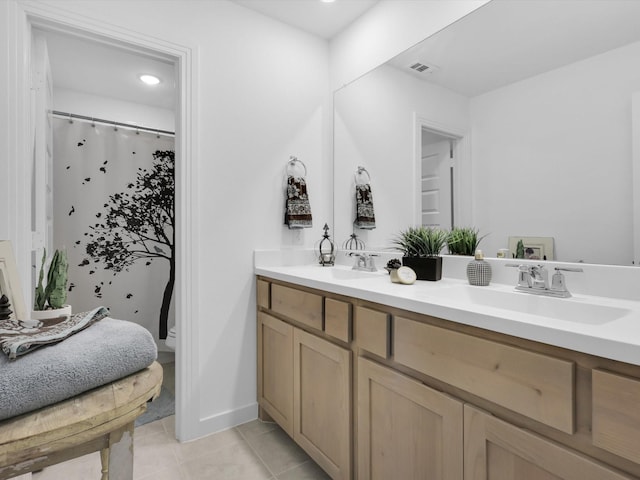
[334, 0, 640, 266]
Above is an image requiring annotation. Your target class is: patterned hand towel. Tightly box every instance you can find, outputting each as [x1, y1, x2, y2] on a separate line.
[354, 183, 376, 229]
[0, 306, 109, 359]
[285, 175, 313, 229]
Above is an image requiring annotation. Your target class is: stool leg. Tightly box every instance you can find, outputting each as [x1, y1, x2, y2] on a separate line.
[100, 448, 110, 480]
[100, 422, 134, 480]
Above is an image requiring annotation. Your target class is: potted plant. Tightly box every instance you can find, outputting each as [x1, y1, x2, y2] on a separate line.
[32, 248, 71, 321]
[447, 227, 486, 256]
[392, 226, 449, 281]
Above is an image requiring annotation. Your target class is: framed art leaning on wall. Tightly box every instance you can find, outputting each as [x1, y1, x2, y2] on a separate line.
[0, 241, 27, 320]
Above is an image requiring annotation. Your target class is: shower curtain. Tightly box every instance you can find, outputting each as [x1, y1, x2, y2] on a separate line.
[52, 117, 175, 344]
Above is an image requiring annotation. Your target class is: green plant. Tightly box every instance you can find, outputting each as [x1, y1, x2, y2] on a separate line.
[515, 239, 525, 259]
[447, 227, 487, 256]
[392, 226, 449, 257]
[34, 248, 69, 311]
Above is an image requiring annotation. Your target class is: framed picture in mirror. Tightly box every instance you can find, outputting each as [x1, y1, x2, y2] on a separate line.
[508, 236, 555, 261]
[0, 241, 27, 320]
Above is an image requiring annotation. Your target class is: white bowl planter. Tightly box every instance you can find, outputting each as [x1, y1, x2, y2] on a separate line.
[31, 304, 72, 322]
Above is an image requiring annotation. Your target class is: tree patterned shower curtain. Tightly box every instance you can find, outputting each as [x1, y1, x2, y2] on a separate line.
[52, 117, 175, 344]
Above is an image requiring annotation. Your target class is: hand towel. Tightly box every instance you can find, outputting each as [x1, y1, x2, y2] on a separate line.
[285, 175, 313, 229]
[0, 306, 109, 359]
[354, 183, 376, 229]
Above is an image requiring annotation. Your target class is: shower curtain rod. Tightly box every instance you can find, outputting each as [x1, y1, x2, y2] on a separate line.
[52, 110, 175, 136]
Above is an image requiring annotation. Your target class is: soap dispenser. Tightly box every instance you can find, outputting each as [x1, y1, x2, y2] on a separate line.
[467, 249, 492, 286]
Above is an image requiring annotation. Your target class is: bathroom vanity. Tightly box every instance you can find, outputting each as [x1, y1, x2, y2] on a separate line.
[255, 258, 640, 480]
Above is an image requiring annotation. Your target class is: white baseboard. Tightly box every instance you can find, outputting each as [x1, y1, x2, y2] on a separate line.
[189, 402, 259, 441]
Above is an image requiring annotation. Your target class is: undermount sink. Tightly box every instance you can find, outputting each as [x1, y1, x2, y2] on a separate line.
[434, 285, 629, 325]
[327, 266, 385, 280]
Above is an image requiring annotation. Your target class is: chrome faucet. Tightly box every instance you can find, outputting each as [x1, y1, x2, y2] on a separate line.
[348, 252, 378, 272]
[507, 264, 583, 298]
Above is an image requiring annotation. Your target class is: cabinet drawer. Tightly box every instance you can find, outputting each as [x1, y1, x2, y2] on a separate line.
[592, 369, 640, 463]
[394, 316, 575, 433]
[256, 279, 270, 309]
[325, 298, 351, 343]
[271, 284, 323, 331]
[355, 306, 390, 358]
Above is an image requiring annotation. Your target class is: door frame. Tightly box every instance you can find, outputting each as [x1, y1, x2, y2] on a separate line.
[7, 0, 201, 441]
[413, 113, 472, 229]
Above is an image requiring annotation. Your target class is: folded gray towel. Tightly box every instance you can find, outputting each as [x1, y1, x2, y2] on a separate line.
[0, 317, 157, 421]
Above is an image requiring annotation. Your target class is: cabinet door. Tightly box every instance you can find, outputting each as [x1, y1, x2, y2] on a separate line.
[258, 312, 293, 436]
[358, 357, 463, 480]
[293, 328, 352, 480]
[464, 405, 633, 480]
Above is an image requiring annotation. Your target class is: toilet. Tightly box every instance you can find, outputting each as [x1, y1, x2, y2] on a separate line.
[165, 326, 176, 351]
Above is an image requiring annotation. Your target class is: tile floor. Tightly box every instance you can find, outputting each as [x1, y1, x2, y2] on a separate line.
[32, 352, 329, 479]
[33, 416, 330, 479]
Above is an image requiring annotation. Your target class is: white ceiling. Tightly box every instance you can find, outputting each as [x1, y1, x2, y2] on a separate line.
[231, 0, 379, 39]
[389, 0, 640, 97]
[41, 28, 176, 110]
[39, 0, 378, 111]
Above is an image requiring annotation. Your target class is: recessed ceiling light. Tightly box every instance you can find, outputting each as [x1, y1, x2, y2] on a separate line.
[321, 0, 336, 3]
[139, 74, 160, 86]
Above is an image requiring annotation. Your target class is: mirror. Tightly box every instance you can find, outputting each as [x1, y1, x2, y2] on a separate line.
[333, 0, 640, 265]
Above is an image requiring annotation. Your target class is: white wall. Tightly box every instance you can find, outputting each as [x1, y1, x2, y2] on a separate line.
[329, 0, 489, 90]
[54, 88, 175, 132]
[3, 0, 331, 441]
[334, 64, 469, 250]
[470, 40, 640, 265]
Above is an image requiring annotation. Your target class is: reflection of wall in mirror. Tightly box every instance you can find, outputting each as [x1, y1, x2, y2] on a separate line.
[336, 39, 640, 264]
[471, 40, 640, 265]
[334, 64, 469, 250]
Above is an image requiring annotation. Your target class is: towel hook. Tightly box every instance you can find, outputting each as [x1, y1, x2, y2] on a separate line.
[355, 166, 371, 185]
[287, 155, 307, 177]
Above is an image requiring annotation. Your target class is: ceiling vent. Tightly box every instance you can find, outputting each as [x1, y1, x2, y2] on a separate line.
[409, 62, 439, 75]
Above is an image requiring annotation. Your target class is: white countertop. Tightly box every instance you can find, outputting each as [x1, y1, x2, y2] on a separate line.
[255, 260, 640, 366]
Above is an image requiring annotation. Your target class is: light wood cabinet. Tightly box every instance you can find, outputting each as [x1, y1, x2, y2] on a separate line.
[294, 328, 352, 480]
[464, 405, 632, 480]
[257, 280, 352, 480]
[257, 312, 293, 436]
[394, 316, 575, 433]
[257, 276, 640, 480]
[358, 357, 463, 480]
[592, 369, 640, 463]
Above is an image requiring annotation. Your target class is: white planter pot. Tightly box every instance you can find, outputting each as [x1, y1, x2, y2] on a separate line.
[31, 305, 72, 322]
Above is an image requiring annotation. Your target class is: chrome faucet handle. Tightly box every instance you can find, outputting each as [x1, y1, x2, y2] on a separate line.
[530, 265, 549, 289]
[551, 267, 583, 296]
[505, 263, 534, 287]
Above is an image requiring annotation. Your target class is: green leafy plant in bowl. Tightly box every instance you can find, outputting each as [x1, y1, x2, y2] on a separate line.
[447, 227, 487, 256]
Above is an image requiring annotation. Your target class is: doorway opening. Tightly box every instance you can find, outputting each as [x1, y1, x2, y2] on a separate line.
[421, 128, 458, 230]
[24, 11, 191, 439]
[414, 114, 471, 231]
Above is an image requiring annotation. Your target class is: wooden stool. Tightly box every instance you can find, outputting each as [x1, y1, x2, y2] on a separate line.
[0, 361, 163, 480]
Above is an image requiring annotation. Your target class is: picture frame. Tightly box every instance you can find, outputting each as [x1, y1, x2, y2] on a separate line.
[508, 236, 555, 261]
[0, 241, 27, 320]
